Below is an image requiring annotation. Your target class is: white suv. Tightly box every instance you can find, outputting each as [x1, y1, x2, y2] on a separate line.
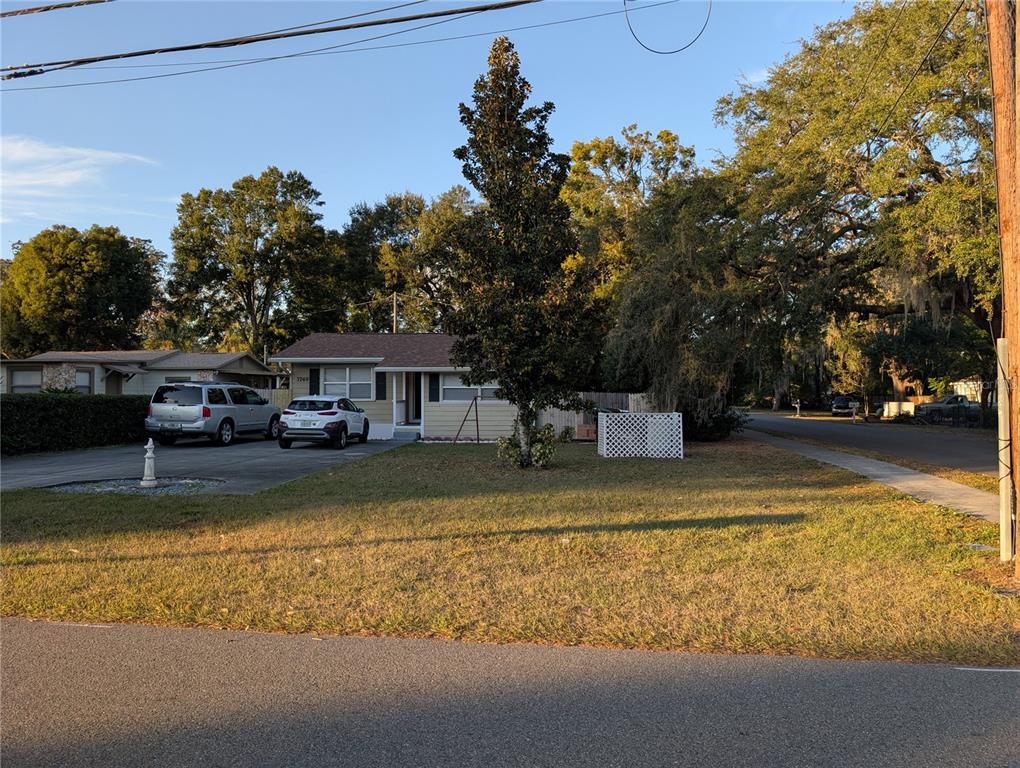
[278, 396, 369, 450]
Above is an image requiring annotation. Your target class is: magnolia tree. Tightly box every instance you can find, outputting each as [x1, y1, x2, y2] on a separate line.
[443, 37, 604, 467]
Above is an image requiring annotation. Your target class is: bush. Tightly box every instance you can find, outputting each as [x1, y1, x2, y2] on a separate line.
[497, 422, 561, 468]
[684, 408, 748, 442]
[1, 393, 150, 456]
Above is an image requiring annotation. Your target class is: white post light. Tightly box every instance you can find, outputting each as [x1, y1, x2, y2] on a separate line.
[140, 438, 157, 488]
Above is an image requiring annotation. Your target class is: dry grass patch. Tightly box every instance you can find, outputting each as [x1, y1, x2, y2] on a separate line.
[2, 441, 1017, 664]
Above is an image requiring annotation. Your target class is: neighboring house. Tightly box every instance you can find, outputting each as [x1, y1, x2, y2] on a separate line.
[0, 350, 275, 395]
[271, 333, 517, 441]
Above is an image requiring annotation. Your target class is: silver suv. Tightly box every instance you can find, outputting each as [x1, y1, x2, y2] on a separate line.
[145, 382, 281, 446]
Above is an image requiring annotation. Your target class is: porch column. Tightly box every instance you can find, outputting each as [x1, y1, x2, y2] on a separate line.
[392, 372, 398, 428]
[420, 372, 426, 437]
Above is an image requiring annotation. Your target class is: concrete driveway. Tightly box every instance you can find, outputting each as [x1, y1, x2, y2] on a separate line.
[747, 411, 997, 475]
[0, 436, 401, 494]
[2, 618, 1018, 768]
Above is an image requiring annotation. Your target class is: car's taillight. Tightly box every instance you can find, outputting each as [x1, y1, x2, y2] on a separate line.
[283, 410, 295, 415]
[147, 405, 152, 417]
[318, 411, 337, 416]
[202, 406, 212, 418]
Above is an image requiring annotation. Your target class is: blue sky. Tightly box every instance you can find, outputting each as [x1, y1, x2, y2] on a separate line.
[0, 0, 854, 257]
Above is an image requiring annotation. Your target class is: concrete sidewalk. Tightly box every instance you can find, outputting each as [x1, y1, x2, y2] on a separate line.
[747, 430, 999, 522]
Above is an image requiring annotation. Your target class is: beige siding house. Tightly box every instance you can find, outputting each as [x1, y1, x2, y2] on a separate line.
[272, 333, 517, 441]
[1, 350, 274, 395]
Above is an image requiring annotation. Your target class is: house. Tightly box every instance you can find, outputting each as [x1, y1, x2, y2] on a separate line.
[271, 333, 517, 441]
[0, 350, 275, 395]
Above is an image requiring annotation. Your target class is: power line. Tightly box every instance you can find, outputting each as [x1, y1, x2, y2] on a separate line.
[256, 0, 427, 37]
[1, 0, 541, 79]
[0, 0, 112, 18]
[1, 0, 681, 92]
[873, 0, 966, 138]
[622, 0, 710, 55]
[1, 8, 491, 91]
[837, 0, 910, 142]
[61, 0, 681, 71]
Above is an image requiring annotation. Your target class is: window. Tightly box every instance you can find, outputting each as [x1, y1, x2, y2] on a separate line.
[323, 367, 373, 400]
[207, 388, 228, 405]
[227, 387, 249, 405]
[11, 369, 42, 393]
[441, 375, 504, 403]
[152, 386, 203, 405]
[240, 389, 263, 405]
[74, 369, 93, 395]
[287, 399, 335, 412]
[349, 367, 372, 400]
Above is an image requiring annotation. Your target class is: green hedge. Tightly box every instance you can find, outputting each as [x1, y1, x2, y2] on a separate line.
[1, 393, 151, 456]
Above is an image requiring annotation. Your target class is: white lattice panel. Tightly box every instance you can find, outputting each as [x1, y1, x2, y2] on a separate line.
[598, 412, 684, 459]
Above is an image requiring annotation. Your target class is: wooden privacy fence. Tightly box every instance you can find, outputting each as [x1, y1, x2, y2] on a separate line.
[538, 392, 646, 440]
[253, 388, 293, 409]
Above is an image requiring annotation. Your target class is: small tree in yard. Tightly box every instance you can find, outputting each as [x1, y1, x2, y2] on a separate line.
[447, 36, 603, 467]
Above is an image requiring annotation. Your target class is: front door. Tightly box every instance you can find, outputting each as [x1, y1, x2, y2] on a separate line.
[105, 372, 123, 395]
[411, 372, 422, 422]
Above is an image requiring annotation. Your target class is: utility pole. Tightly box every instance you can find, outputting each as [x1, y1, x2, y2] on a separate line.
[392, 291, 398, 333]
[984, 0, 1018, 573]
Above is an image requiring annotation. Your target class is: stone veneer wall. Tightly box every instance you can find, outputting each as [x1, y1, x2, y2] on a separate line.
[42, 363, 78, 390]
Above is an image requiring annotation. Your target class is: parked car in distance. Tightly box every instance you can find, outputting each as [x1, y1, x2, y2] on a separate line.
[915, 394, 981, 423]
[830, 395, 862, 416]
[145, 382, 281, 446]
[278, 396, 369, 450]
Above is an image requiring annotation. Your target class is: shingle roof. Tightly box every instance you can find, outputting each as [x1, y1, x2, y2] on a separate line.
[26, 350, 178, 364]
[272, 333, 457, 368]
[146, 352, 264, 371]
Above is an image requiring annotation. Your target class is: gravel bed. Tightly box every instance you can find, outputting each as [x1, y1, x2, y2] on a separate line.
[47, 478, 225, 496]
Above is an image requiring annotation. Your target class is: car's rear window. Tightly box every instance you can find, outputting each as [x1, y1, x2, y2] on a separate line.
[153, 386, 203, 405]
[287, 399, 335, 411]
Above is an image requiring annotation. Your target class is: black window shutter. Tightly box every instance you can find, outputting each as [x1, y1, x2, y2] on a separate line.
[428, 373, 440, 402]
[375, 371, 386, 400]
[309, 367, 320, 396]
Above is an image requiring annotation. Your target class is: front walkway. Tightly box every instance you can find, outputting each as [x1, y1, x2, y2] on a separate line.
[746, 431, 998, 522]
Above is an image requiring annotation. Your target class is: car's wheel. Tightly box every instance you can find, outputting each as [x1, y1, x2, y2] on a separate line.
[278, 437, 292, 449]
[213, 420, 234, 446]
[265, 415, 280, 440]
[156, 436, 177, 447]
[333, 426, 348, 450]
[359, 419, 369, 443]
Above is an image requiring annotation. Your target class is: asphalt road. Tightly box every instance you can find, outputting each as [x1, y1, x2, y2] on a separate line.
[747, 412, 997, 475]
[2, 618, 1018, 768]
[0, 436, 400, 494]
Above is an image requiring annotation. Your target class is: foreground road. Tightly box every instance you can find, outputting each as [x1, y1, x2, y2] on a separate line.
[748, 412, 997, 475]
[2, 619, 1017, 768]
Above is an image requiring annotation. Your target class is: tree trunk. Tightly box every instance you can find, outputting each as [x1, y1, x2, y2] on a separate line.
[517, 405, 537, 468]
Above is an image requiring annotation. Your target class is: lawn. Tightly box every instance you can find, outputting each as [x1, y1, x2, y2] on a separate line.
[2, 440, 1018, 664]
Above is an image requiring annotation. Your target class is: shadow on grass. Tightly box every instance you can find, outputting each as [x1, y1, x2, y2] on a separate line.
[5, 513, 806, 567]
[0, 441, 853, 544]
